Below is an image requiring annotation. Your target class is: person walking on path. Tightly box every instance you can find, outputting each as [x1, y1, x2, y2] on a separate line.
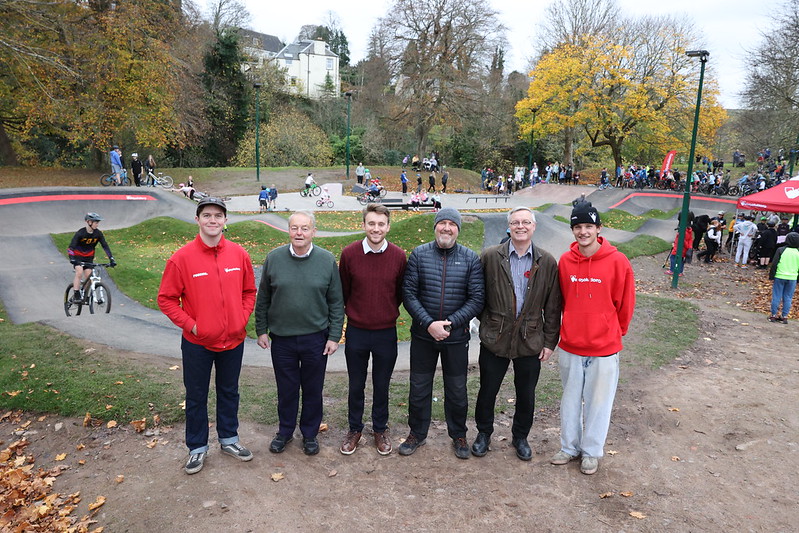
[471, 207, 561, 461]
[157, 197, 256, 475]
[399, 208, 484, 460]
[551, 205, 635, 475]
[338, 204, 407, 456]
[768, 232, 799, 324]
[255, 210, 344, 456]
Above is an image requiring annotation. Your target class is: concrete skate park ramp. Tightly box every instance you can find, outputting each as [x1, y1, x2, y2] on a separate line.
[0, 184, 717, 369]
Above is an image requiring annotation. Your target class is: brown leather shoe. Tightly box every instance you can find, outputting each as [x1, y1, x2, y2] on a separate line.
[374, 431, 392, 456]
[339, 430, 362, 455]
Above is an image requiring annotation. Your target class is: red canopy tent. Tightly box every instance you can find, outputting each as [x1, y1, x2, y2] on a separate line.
[737, 177, 799, 213]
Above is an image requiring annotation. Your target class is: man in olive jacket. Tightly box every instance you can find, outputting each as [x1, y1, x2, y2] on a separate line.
[471, 206, 561, 461]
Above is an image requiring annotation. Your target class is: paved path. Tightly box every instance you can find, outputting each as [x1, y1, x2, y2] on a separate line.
[0, 184, 735, 371]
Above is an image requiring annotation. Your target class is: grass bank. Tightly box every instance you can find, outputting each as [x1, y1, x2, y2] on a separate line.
[0, 293, 699, 429]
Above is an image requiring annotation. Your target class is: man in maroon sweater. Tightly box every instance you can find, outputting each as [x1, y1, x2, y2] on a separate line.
[338, 204, 407, 455]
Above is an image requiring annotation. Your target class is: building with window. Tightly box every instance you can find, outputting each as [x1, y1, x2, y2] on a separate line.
[273, 39, 341, 99]
[239, 28, 285, 67]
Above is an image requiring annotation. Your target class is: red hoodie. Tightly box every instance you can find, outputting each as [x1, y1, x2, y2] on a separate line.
[158, 235, 256, 352]
[558, 236, 635, 356]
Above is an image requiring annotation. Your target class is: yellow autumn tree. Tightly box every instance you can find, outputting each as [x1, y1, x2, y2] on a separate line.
[517, 20, 727, 169]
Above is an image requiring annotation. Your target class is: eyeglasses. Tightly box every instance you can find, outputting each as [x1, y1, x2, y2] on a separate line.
[509, 220, 534, 227]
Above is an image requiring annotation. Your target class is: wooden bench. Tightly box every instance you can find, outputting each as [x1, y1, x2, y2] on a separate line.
[466, 195, 510, 203]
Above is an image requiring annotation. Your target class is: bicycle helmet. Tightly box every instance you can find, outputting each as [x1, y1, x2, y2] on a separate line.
[262, 185, 267, 190]
[85, 212, 103, 222]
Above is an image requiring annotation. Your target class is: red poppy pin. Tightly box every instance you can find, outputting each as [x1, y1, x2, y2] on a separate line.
[524, 270, 531, 278]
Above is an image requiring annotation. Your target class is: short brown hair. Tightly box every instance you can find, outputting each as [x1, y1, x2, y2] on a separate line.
[363, 203, 390, 222]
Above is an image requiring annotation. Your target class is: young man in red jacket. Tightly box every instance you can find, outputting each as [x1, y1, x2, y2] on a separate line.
[551, 206, 635, 475]
[158, 197, 257, 475]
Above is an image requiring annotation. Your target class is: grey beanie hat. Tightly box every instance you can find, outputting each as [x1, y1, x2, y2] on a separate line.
[434, 207, 462, 230]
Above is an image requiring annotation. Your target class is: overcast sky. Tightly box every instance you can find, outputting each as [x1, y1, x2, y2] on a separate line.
[229, 0, 781, 109]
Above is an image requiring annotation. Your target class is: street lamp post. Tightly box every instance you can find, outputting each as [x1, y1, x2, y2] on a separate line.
[254, 82, 262, 182]
[345, 91, 352, 180]
[672, 50, 709, 288]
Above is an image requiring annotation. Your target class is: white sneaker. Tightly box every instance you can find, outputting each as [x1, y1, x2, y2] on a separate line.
[580, 456, 599, 475]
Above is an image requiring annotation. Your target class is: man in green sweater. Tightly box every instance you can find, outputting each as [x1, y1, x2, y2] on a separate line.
[255, 210, 344, 456]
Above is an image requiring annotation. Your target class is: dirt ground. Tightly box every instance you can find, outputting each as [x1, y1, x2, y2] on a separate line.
[3, 252, 798, 532]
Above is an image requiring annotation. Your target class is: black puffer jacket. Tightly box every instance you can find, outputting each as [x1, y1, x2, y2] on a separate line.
[403, 241, 485, 344]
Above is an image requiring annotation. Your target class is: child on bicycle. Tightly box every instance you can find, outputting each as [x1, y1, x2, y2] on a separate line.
[320, 187, 332, 203]
[68, 213, 116, 302]
[304, 173, 316, 193]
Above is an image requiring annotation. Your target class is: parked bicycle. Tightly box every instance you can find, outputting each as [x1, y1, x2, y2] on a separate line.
[64, 262, 113, 316]
[143, 170, 174, 188]
[100, 169, 132, 186]
[300, 183, 322, 197]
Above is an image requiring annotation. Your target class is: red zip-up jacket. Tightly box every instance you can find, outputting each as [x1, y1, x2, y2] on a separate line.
[558, 237, 635, 357]
[158, 235, 256, 352]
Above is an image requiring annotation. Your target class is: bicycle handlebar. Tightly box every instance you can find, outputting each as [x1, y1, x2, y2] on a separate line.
[77, 262, 115, 268]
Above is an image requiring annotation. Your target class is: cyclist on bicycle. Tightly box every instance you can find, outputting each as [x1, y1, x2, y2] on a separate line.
[304, 172, 316, 193]
[68, 213, 116, 302]
[367, 180, 381, 201]
[109, 146, 123, 185]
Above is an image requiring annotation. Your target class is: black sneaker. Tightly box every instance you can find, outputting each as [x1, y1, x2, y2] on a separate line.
[269, 433, 293, 453]
[221, 442, 253, 461]
[302, 437, 320, 456]
[398, 433, 426, 456]
[184, 451, 206, 475]
[452, 437, 470, 460]
[71, 290, 82, 303]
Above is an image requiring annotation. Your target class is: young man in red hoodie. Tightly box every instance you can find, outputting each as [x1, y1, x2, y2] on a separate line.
[158, 197, 257, 475]
[551, 206, 635, 475]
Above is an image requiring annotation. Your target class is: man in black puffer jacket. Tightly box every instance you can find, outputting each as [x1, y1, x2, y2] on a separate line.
[399, 208, 485, 460]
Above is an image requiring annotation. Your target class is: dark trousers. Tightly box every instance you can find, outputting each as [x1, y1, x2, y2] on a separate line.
[474, 344, 541, 439]
[408, 337, 469, 440]
[344, 326, 398, 433]
[181, 338, 244, 453]
[697, 241, 718, 262]
[270, 330, 328, 439]
[402, 182, 407, 194]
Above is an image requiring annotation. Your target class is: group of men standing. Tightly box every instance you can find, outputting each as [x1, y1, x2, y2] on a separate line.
[158, 198, 635, 478]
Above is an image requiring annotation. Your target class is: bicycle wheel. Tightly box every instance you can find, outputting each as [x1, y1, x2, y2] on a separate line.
[728, 185, 740, 196]
[64, 284, 83, 316]
[356, 194, 369, 206]
[315, 199, 323, 207]
[159, 175, 174, 188]
[99, 174, 114, 187]
[379, 188, 388, 198]
[312, 186, 321, 196]
[326, 200, 334, 208]
[300, 189, 309, 197]
[89, 283, 112, 314]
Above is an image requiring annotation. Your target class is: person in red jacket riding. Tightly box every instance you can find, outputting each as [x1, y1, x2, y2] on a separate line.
[550, 205, 635, 475]
[157, 197, 256, 475]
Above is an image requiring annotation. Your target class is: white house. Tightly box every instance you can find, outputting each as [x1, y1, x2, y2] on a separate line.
[273, 39, 341, 99]
[239, 28, 284, 68]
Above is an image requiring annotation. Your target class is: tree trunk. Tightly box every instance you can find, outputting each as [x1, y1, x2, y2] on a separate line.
[0, 123, 19, 166]
[564, 126, 574, 165]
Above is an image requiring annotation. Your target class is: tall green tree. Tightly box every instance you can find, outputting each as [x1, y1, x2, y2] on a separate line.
[202, 29, 250, 165]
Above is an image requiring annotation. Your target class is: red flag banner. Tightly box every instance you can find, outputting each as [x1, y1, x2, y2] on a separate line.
[660, 150, 677, 176]
[661, 150, 677, 176]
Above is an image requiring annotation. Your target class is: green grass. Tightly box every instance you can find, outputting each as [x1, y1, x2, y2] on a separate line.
[0, 303, 185, 423]
[51, 214, 484, 342]
[624, 294, 699, 368]
[611, 235, 671, 259]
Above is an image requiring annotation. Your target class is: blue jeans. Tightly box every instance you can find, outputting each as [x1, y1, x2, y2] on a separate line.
[270, 330, 328, 439]
[344, 326, 398, 433]
[771, 278, 797, 317]
[182, 338, 244, 454]
[558, 349, 619, 458]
